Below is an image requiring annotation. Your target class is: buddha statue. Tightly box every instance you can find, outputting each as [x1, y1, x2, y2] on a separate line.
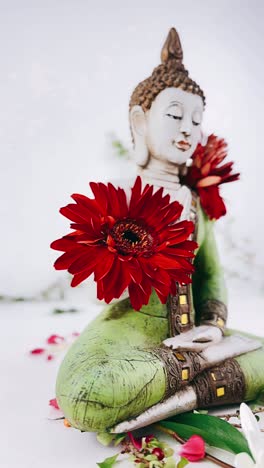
[52, 28, 264, 434]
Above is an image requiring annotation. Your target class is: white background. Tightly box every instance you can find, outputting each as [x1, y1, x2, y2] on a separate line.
[1, 2, 264, 467]
[0, 0, 263, 297]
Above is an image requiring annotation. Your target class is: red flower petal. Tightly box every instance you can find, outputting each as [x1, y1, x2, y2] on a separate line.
[179, 435, 205, 462]
[183, 134, 239, 219]
[47, 354, 54, 361]
[89, 182, 107, 214]
[128, 431, 142, 450]
[49, 398, 60, 410]
[51, 176, 197, 309]
[199, 186, 226, 220]
[196, 175, 221, 188]
[71, 266, 95, 287]
[46, 334, 65, 345]
[30, 348, 45, 355]
[54, 247, 86, 270]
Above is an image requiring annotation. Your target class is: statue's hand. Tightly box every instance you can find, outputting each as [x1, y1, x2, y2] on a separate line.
[163, 325, 222, 352]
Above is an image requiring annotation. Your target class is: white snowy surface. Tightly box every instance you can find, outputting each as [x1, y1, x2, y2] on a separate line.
[1, 286, 264, 468]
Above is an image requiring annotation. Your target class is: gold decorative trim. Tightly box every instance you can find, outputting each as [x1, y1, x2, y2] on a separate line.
[152, 346, 203, 400]
[192, 358, 246, 408]
[167, 191, 198, 337]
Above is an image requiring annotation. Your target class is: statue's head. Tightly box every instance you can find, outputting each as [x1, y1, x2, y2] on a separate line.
[129, 28, 206, 167]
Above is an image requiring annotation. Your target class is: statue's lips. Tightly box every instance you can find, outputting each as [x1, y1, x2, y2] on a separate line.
[175, 140, 191, 151]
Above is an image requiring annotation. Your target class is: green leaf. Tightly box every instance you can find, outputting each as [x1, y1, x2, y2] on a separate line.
[113, 433, 126, 446]
[177, 458, 189, 468]
[96, 453, 119, 468]
[96, 432, 116, 446]
[160, 413, 251, 455]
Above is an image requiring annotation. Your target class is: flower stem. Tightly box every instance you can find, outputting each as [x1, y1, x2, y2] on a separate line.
[154, 424, 235, 468]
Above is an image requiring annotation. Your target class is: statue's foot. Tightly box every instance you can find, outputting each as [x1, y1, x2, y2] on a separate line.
[56, 308, 261, 432]
[56, 345, 167, 432]
[111, 334, 262, 432]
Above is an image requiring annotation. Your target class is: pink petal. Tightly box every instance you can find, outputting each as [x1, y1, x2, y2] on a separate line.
[30, 348, 45, 355]
[179, 435, 205, 462]
[128, 431, 142, 450]
[47, 354, 54, 361]
[46, 334, 65, 345]
[49, 398, 60, 410]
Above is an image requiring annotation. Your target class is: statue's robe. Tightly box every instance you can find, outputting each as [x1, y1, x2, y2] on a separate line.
[56, 189, 264, 432]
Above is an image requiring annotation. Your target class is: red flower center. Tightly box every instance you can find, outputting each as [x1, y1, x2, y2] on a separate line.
[108, 219, 156, 257]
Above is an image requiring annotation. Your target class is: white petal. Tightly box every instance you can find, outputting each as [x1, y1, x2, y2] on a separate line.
[240, 403, 259, 434]
[234, 452, 255, 468]
[239, 403, 262, 460]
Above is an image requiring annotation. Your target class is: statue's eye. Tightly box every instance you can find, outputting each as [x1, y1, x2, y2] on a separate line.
[192, 120, 200, 126]
[166, 113, 182, 120]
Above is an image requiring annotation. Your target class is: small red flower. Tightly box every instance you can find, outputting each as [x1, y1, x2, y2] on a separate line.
[49, 398, 60, 410]
[183, 134, 239, 220]
[152, 447, 165, 460]
[51, 177, 197, 311]
[46, 334, 65, 345]
[145, 435, 154, 443]
[30, 348, 45, 355]
[179, 435, 205, 462]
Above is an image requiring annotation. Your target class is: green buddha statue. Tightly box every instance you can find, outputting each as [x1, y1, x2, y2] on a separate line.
[52, 28, 264, 434]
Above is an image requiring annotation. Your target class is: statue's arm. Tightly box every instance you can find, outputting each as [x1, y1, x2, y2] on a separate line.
[192, 212, 228, 334]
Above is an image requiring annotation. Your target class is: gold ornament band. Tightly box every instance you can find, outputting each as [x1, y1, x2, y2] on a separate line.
[192, 358, 246, 408]
[152, 346, 203, 400]
[167, 192, 198, 336]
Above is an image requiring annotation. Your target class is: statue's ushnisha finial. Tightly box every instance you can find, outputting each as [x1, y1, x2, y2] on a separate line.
[129, 26, 205, 112]
[161, 27, 183, 65]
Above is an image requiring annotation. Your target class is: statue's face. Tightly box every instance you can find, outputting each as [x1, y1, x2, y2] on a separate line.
[130, 87, 204, 166]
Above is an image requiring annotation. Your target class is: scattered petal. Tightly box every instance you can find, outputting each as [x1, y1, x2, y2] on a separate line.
[47, 334, 65, 345]
[30, 348, 45, 355]
[47, 354, 54, 361]
[49, 398, 60, 410]
[179, 435, 205, 462]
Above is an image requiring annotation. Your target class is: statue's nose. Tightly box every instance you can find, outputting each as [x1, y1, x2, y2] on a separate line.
[180, 115, 192, 137]
[181, 130, 191, 138]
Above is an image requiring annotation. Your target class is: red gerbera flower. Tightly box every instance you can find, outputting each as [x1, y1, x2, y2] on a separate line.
[183, 134, 240, 220]
[51, 177, 197, 311]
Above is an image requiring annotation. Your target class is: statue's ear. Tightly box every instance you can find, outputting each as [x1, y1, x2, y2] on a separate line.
[130, 105, 149, 167]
